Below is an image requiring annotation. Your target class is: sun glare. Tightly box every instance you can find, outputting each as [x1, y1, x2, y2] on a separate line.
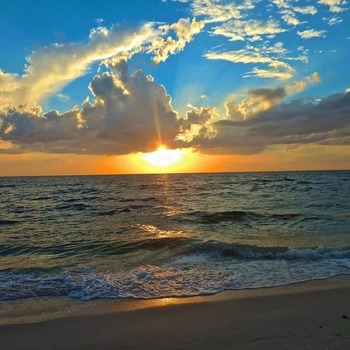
[143, 146, 182, 167]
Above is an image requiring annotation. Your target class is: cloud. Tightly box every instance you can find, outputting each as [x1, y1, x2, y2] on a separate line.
[324, 16, 343, 25]
[1, 64, 344, 158]
[188, 91, 350, 154]
[318, 0, 347, 12]
[148, 18, 204, 63]
[0, 24, 156, 108]
[280, 9, 300, 26]
[0, 70, 20, 107]
[285, 72, 321, 94]
[272, 0, 301, 26]
[297, 29, 327, 39]
[190, 0, 243, 23]
[204, 41, 308, 80]
[204, 49, 275, 65]
[212, 19, 287, 42]
[57, 93, 70, 100]
[224, 72, 320, 120]
[0, 62, 181, 155]
[225, 87, 287, 120]
[178, 105, 217, 141]
[187, 0, 346, 81]
[244, 62, 294, 80]
[293, 6, 318, 15]
[0, 19, 204, 109]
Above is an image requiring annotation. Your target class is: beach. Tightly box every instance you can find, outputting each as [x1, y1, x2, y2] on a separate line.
[1, 276, 350, 349]
[1, 172, 350, 349]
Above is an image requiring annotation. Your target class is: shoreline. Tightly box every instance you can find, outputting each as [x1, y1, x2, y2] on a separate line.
[1, 276, 350, 349]
[1, 275, 350, 325]
[1, 275, 349, 325]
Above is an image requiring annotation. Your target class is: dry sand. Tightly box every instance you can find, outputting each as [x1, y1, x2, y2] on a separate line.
[1, 276, 350, 349]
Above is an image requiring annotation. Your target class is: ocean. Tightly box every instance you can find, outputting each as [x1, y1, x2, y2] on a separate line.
[1, 171, 350, 301]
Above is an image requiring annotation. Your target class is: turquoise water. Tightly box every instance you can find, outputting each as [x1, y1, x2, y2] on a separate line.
[1, 171, 350, 300]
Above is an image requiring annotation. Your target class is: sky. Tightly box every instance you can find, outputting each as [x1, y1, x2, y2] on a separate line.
[0, 0, 349, 176]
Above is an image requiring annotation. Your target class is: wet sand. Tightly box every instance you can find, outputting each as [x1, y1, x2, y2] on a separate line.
[1, 277, 350, 349]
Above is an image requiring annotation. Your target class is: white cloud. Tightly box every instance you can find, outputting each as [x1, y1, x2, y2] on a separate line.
[205, 42, 296, 80]
[186, 0, 345, 81]
[272, 0, 301, 26]
[190, 0, 243, 23]
[0, 23, 155, 107]
[148, 18, 204, 63]
[297, 29, 327, 39]
[318, 0, 348, 12]
[244, 62, 294, 80]
[324, 16, 343, 25]
[204, 49, 274, 65]
[280, 9, 300, 26]
[212, 19, 287, 42]
[0, 19, 205, 109]
[294, 6, 317, 15]
[57, 93, 70, 100]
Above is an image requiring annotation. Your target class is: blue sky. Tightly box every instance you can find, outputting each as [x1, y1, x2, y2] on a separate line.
[0, 0, 349, 174]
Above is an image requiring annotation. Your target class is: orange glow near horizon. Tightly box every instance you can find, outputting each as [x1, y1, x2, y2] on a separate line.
[1, 144, 349, 176]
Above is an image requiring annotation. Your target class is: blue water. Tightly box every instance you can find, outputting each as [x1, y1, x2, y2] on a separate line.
[1, 171, 350, 301]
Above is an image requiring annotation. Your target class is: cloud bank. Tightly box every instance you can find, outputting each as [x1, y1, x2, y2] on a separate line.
[0, 2, 349, 159]
[188, 91, 350, 154]
[1, 61, 349, 157]
[0, 61, 181, 155]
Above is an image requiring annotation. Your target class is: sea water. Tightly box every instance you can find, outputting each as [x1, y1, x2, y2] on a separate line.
[1, 171, 350, 301]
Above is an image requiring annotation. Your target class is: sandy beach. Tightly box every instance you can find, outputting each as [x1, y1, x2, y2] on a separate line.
[1, 276, 350, 349]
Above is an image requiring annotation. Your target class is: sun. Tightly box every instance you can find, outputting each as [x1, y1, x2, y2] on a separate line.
[143, 146, 182, 167]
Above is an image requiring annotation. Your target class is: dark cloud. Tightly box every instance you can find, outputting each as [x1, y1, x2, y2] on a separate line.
[189, 91, 350, 154]
[0, 62, 181, 155]
[248, 87, 286, 101]
[1, 68, 349, 156]
[181, 106, 214, 130]
[225, 87, 287, 120]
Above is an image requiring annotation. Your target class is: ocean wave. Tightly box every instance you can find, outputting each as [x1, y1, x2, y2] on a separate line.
[0, 184, 16, 188]
[198, 210, 247, 223]
[0, 219, 20, 226]
[94, 209, 118, 216]
[32, 195, 53, 201]
[140, 196, 159, 202]
[175, 240, 350, 261]
[55, 203, 90, 211]
[116, 237, 350, 262]
[1, 258, 349, 301]
[2, 236, 349, 263]
[182, 210, 303, 224]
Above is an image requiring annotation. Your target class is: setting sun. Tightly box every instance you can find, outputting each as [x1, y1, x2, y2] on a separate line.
[143, 146, 182, 167]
